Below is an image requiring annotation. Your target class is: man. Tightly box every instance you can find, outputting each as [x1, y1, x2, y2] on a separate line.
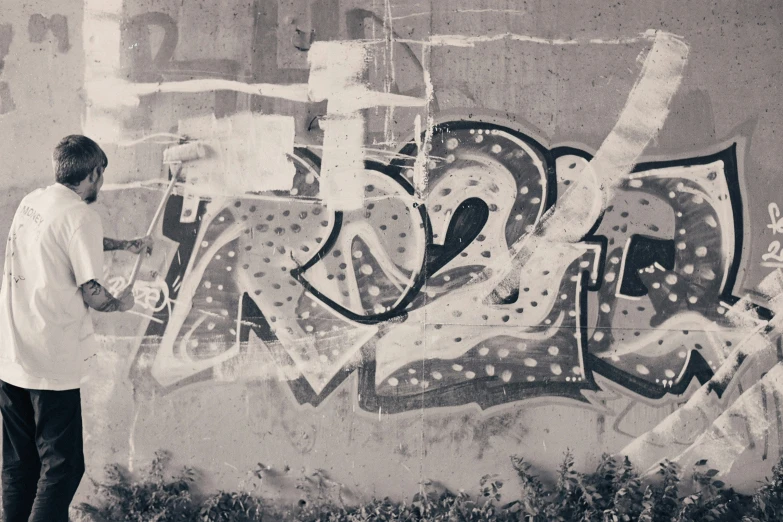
[0, 135, 152, 521]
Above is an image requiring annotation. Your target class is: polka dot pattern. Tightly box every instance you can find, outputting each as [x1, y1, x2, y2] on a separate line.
[376, 246, 594, 396]
[589, 161, 748, 390]
[183, 207, 243, 362]
[301, 168, 424, 316]
[171, 182, 375, 388]
[409, 125, 548, 299]
[152, 127, 753, 410]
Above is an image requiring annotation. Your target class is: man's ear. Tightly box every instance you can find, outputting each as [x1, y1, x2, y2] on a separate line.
[89, 166, 103, 182]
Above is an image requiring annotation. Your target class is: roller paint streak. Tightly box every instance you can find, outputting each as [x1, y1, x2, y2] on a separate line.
[85, 78, 311, 110]
[492, 31, 689, 299]
[82, 0, 123, 140]
[307, 41, 426, 210]
[540, 31, 690, 243]
[175, 113, 298, 196]
[307, 41, 369, 211]
[403, 28, 667, 47]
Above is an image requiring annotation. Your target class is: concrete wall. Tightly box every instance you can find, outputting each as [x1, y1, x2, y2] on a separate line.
[1, 0, 783, 504]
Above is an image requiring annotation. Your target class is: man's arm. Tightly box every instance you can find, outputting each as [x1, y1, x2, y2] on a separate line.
[103, 236, 153, 254]
[102, 237, 129, 252]
[80, 279, 134, 312]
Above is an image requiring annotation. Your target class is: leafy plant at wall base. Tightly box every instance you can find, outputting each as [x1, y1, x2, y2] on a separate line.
[76, 450, 197, 522]
[510, 450, 621, 521]
[198, 491, 263, 521]
[604, 455, 644, 521]
[508, 454, 551, 520]
[742, 456, 783, 522]
[673, 459, 732, 522]
[660, 460, 683, 522]
[637, 460, 681, 522]
[77, 449, 783, 522]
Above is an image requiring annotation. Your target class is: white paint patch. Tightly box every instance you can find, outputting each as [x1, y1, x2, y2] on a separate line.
[307, 41, 426, 210]
[756, 268, 783, 303]
[308, 41, 368, 211]
[413, 44, 434, 198]
[307, 41, 368, 107]
[127, 406, 141, 472]
[82, 0, 123, 141]
[411, 114, 427, 196]
[318, 115, 367, 210]
[180, 112, 296, 194]
[86, 78, 311, 110]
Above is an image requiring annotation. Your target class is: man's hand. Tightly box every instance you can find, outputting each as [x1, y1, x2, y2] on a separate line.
[81, 280, 135, 312]
[125, 235, 154, 255]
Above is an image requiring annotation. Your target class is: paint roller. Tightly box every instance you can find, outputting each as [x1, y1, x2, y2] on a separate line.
[125, 141, 206, 288]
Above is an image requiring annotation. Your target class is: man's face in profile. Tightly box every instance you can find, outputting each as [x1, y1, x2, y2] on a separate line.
[85, 167, 104, 204]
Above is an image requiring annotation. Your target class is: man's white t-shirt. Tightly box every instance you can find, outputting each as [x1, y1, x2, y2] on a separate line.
[0, 183, 103, 390]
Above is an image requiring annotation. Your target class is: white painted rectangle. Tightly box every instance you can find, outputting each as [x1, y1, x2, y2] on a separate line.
[177, 112, 297, 200]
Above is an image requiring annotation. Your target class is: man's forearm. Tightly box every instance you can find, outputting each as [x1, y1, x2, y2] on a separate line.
[81, 279, 124, 312]
[103, 237, 135, 251]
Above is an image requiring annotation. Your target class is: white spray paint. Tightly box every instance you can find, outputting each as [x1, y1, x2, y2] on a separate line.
[127, 405, 141, 472]
[411, 44, 434, 198]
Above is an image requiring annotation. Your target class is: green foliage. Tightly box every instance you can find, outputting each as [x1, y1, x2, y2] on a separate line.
[198, 491, 263, 522]
[742, 456, 783, 522]
[77, 450, 197, 521]
[78, 450, 783, 522]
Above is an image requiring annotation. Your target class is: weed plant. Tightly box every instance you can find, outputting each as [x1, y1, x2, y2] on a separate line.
[75, 450, 783, 522]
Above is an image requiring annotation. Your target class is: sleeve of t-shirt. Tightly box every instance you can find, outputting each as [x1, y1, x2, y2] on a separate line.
[68, 214, 104, 287]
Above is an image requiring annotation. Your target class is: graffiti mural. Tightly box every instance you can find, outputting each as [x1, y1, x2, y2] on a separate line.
[126, 117, 767, 413]
[76, 0, 771, 417]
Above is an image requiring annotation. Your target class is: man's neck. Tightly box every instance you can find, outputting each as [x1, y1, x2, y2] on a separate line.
[57, 182, 88, 201]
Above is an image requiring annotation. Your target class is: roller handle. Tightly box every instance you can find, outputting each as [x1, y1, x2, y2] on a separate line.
[126, 164, 181, 289]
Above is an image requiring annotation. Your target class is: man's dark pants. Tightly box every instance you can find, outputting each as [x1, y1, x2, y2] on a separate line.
[0, 380, 84, 522]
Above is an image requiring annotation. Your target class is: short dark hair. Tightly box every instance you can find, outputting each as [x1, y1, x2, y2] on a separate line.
[53, 135, 108, 185]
